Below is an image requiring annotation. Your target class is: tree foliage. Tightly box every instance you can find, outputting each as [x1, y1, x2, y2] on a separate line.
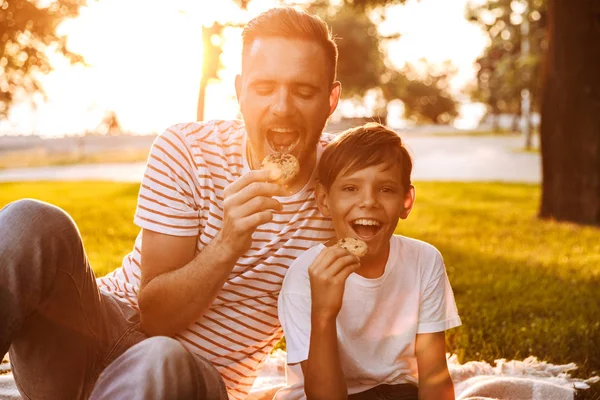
[310, 1, 459, 123]
[466, 0, 547, 117]
[382, 61, 459, 124]
[232, 0, 407, 12]
[0, 0, 87, 118]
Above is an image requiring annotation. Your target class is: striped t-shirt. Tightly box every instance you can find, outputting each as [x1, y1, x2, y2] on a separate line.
[97, 119, 335, 399]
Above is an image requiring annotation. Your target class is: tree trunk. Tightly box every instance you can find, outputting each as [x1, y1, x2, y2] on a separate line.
[539, 0, 600, 226]
[197, 76, 208, 122]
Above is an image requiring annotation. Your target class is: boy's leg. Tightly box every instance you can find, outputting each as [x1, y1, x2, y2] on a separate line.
[90, 336, 229, 400]
[0, 199, 143, 399]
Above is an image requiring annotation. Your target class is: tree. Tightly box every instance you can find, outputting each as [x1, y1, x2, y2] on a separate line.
[0, 0, 87, 118]
[309, 3, 386, 99]
[197, 22, 224, 121]
[312, 1, 458, 123]
[466, 0, 547, 128]
[539, 0, 600, 226]
[386, 62, 459, 124]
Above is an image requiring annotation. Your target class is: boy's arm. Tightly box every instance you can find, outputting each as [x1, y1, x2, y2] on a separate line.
[415, 332, 455, 400]
[301, 246, 360, 400]
[301, 315, 345, 400]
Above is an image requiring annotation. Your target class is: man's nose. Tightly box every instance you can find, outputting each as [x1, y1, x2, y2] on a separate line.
[271, 88, 293, 117]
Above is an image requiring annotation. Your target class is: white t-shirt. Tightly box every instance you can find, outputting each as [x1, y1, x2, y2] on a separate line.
[276, 235, 461, 399]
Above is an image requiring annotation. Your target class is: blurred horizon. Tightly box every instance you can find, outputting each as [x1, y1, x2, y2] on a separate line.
[0, 0, 490, 138]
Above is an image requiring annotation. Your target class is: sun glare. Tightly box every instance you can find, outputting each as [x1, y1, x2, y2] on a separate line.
[0, 0, 488, 137]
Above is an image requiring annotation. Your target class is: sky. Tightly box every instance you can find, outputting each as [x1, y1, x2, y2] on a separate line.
[0, 0, 490, 137]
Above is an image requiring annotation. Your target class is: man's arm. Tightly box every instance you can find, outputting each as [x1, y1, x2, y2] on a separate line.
[138, 169, 285, 336]
[415, 332, 455, 400]
[301, 247, 360, 400]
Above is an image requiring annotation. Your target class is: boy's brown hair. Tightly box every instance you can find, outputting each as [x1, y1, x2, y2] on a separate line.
[318, 122, 413, 193]
[241, 7, 339, 84]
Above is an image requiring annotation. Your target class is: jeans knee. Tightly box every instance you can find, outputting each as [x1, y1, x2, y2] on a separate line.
[1, 199, 80, 245]
[137, 337, 193, 367]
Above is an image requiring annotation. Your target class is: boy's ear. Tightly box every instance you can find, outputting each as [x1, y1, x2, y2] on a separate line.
[315, 183, 331, 217]
[399, 185, 416, 220]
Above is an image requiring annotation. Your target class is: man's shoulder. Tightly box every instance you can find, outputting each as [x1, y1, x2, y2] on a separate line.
[159, 119, 246, 149]
[286, 244, 325, 274]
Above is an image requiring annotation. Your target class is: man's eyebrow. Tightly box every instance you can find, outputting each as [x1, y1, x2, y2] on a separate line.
[248, 79, 275, 86]
[293, 82, 321, 91]
[248, 79, 321, 90]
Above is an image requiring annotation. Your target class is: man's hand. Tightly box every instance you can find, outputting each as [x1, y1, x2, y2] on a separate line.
[139, 169, 286, 336]
[216, 169, 287, 261]
[308, 246, 360, 322]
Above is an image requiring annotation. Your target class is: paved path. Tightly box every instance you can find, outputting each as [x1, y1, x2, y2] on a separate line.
[0, 134, 541, 183]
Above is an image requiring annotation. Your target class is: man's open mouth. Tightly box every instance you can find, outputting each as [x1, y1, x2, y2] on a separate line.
[266, 127, 300, 153]
[350, 219, 382, 240]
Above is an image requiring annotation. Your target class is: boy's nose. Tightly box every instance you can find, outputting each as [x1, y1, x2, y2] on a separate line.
[359, 190, 377, 208]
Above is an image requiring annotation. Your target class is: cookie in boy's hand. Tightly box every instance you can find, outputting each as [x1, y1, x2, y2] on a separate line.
[336, 238, 368, 257]
[261, 153, 299, 183]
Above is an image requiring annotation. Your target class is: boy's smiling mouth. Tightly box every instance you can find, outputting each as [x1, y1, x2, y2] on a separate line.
[350, 218, 382, 240]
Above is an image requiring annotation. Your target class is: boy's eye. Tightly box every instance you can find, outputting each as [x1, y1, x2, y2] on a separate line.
[381, 187, 396, 193]
[342, 186, 358, 192]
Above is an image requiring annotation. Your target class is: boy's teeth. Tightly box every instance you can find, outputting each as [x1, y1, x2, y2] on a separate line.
[354, 219, 380, 226]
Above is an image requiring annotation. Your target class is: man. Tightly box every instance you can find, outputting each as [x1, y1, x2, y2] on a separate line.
[0, 6, 341, 400]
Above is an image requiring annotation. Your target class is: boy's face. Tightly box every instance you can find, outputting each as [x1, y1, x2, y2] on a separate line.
[316, 163, 415, 260]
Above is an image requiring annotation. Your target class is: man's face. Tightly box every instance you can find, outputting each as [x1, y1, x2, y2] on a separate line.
[236, 37, 340, 176]
[316, 163, 415, 262]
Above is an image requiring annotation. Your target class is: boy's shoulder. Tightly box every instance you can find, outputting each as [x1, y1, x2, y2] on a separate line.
[286, 243, 327, 274]
[393, 234, 441, 255]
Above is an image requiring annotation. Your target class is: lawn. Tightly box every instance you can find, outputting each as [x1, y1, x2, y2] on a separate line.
[1, 181, 599, 389]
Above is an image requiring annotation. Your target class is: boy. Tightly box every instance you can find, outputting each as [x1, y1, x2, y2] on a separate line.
[276, 123, 461, 400]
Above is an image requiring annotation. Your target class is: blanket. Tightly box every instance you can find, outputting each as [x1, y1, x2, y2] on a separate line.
[247, 351, 599, 400]
[1, 352, 598, 400]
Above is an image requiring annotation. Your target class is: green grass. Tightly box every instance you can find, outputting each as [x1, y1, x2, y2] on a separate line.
[0, 148, 150, 170]
[1, 181, 599, 391]
[0, 181, 140, 277]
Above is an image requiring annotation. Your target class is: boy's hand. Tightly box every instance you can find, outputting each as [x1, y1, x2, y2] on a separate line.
[308, 246, 361, 321]
[216, 169, 286, 260]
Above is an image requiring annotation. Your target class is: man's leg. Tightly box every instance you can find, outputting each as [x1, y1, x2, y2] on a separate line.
[0, 199, 142, 399]
[90, 336, 229, 400]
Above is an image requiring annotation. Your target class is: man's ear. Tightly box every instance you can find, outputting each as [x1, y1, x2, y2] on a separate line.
[399, 185, 416, 220]
[315, 183, 331, 217]
[328, 82, 341, 116]
[235, 74, 242, 102]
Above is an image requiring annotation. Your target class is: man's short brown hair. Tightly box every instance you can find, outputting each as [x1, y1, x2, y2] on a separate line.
[241, 7, 339, 83]
[318, 123, 413, 193]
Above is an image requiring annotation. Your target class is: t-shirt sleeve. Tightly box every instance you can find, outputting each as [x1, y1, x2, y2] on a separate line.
[417, 250, 461, 333]
[277, 250, 315, 365]
[133, 124, 203, 236]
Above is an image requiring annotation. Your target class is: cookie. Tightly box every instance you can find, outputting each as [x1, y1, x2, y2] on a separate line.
[336, 237, 368, 257]
[261, 153, 299, 183]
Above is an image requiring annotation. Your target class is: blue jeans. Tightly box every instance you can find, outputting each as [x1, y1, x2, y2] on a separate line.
[0, 199, 227, 400]
[348, 383, 418, 400]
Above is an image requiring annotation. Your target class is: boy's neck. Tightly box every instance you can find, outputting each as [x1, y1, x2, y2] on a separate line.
[356, 245, 390, 279]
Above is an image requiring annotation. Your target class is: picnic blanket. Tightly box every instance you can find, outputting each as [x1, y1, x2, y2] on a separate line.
[2, 352, 598, 399]
[247, 351, 599, 400]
